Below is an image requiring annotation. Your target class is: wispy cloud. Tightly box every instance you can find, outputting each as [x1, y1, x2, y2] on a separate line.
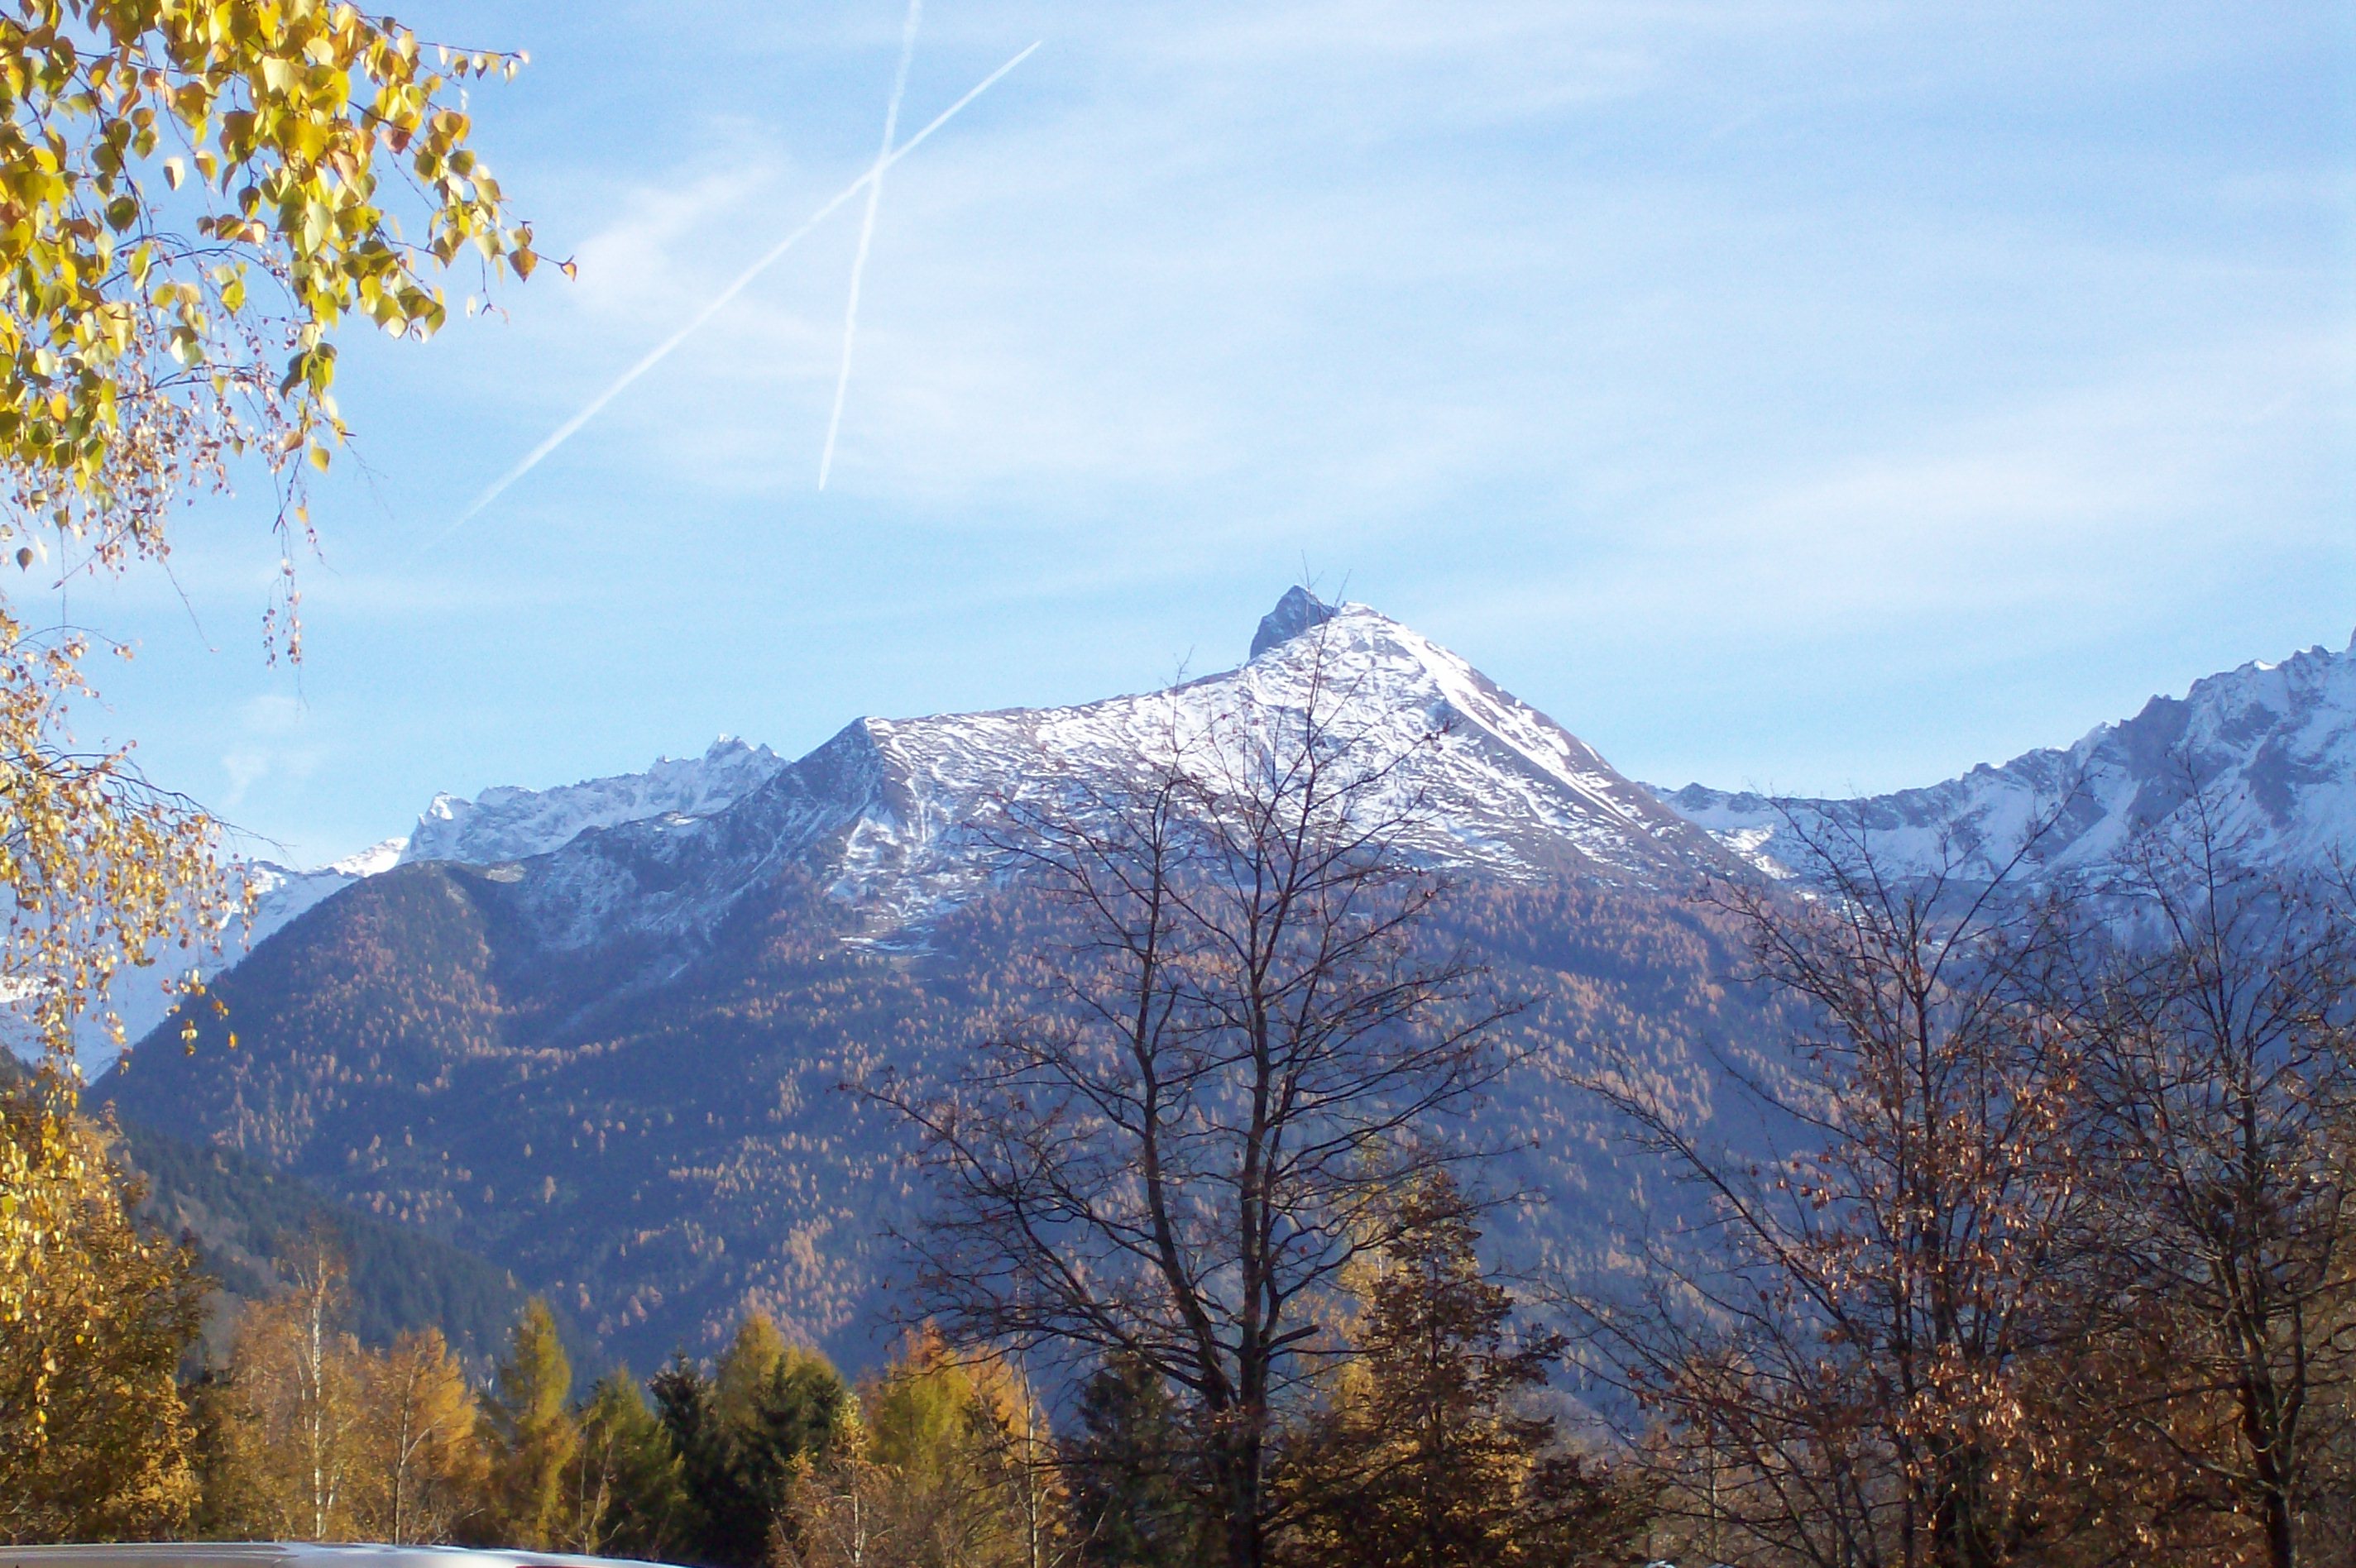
[218, 694, 323, 810]
[83, 0, 2354, 863]
[422, 36, 1041, 543]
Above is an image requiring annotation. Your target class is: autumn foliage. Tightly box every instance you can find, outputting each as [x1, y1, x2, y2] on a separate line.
[1567, 806, 2356, 1568]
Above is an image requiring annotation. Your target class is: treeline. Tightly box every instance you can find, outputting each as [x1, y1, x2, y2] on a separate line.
[117, 1115, 548, 1370]
[1, 1098, 1648, 1566]
[189, 1261, 1057, 1563]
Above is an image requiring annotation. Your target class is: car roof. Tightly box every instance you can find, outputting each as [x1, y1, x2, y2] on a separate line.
[0, 1548, 685, 1568]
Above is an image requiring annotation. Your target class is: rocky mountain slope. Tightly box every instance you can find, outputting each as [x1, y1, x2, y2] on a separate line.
[104, 595, 2356, 1371]
[100, 591, 1769, 1370]
[144, 588, 1741, 1043]
[1654, 633, 2356, 884]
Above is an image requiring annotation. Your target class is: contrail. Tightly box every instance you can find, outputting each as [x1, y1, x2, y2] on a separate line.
[419, 37, 1041, 557]
[819, 0, 923, 491]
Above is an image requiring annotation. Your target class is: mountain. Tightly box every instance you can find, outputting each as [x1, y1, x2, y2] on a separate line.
[179, 590, 1726, 999]
[219, 590, 1738, 992]
[476, 590, 1741, 955]
[1654, 633, 2356, 885]
[242, 736, 788, 949]
[242, 839, 409, 931]
[404, 736, 788, 867]
[116, 1115, 587, 1374]
[83, 740, 790, 1071]
[99, 591, 1773, 1371]
[113, 595, 2356, 1373]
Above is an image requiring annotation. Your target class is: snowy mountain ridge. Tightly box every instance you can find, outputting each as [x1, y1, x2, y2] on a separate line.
[1654, 632, 2356, 884]
[403, 736, 786, 867]
[170, 592, 1730, 1042]
[223, 601, 2356, 1004]
[227, 739, 787, 978]
[469, 592, 1738, 959]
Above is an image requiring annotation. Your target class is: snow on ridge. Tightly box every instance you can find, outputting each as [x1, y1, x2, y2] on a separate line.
[170, 595, 1736, 978]
[94, 599, 1731, 1063]
[237, 837, 409, 937]
[151, 603, 2356, 1010]
[772, 599, 1736, 927]
[328, 838, 408, 877]
[89, 601, 2356, 1068]
[84, 740, 794, 1057]
[1653, 634, 2356, 885]
[468, 595, 1744, 957]
[402, 735, 786, 867]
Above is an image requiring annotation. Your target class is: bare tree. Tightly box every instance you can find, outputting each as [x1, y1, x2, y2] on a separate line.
[1562, 811, 2089, 1568]
[2058, 807, 2356, 1568]
[865, 632, 1512, 1568]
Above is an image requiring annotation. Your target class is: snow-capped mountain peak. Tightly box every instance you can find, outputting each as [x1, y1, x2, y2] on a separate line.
[401, 735, 785, 867]
[1654, 633, 2356, 885]
[1251, 584, 1341, 657]
[473, 594, 1740, 955]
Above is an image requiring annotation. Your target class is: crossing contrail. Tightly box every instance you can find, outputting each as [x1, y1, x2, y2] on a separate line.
[819, 0, 923, 491]
[419, 37, 1041, 557]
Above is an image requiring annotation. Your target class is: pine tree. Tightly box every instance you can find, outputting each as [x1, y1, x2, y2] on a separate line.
[1064, 1355, 1205, 1568]
[1281, 1177, 1643, 1568]
[652, 1349, 725, 1556]
[568, 1370, 691, 1559]
[655, 1314, 850, 1566]
[483, 1298, 578, 1549]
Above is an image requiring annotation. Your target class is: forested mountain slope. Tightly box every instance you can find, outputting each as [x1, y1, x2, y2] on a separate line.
[102, 592, 1778, 1371]
[103, 863, 1772, 1374]
[116, 1116, 581, 1374]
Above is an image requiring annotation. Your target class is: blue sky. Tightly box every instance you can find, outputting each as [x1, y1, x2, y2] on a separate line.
[68, 0, 2356, 867]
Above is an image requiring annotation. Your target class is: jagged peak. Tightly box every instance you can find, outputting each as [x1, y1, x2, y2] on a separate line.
[328, 838, 407, 877]
[1250, 586, 1341, 660]
[1654, 628, 2356, 888]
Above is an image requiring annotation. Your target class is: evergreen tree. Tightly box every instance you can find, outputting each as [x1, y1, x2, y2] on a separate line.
[654, 1314, 850, 1566]
[651, 1348, 724, 1558]
[483, 1298, 579, 1549]
[1065, 1355, 1206, 1568]
[1281, 1177, 1644, 1568]
[569, 1369, 692, 1559]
